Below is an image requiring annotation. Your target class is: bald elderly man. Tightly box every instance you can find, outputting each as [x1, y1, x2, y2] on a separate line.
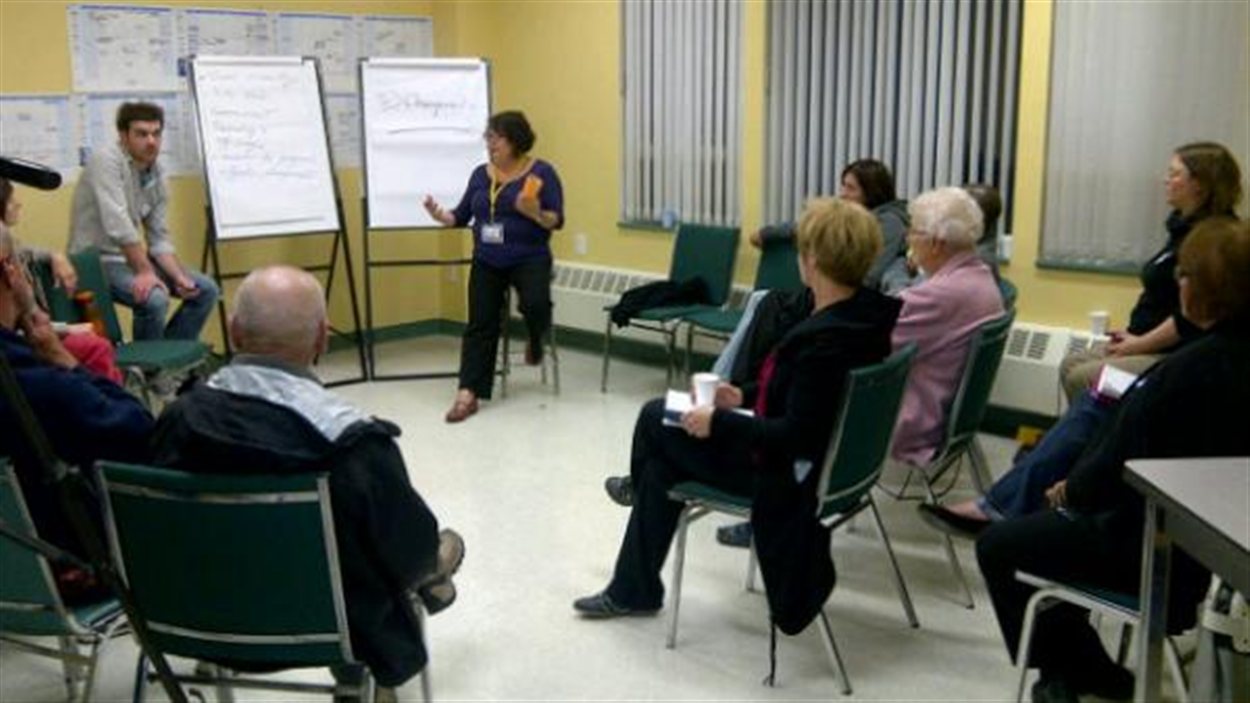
[151, 266, 462, 695]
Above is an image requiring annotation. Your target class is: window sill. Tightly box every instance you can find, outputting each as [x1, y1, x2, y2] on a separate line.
[1035, 258, 1141, 277]
[617, 219, 677, 233]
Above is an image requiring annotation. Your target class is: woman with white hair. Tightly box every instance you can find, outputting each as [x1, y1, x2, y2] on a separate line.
[889, 187, 1005, 465]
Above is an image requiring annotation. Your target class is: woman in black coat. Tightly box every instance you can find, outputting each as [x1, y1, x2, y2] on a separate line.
[977, 217, 1250, 703]
[574, 198, 901, 638]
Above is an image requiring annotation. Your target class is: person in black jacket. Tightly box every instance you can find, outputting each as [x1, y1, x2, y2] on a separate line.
[575, 198, 900, 640]
[976, 217, 1250, 703]
[1059, 142, 1242, 402]
[1, 223, 153, 594]
[151, 266, 462, 696]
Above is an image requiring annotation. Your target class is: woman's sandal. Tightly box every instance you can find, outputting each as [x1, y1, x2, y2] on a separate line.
[444, 396, 479, 423]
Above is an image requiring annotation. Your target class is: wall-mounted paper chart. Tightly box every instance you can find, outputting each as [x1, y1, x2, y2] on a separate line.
[182, 8, 274, 57]
[360, 58, 490, 228]
[0, 95, 79, 178]
[191, 56, 339, 240]
[277, 13, 359, 94]
[77, 92, 197, 176]
[362, 16, 434, 58]
[326, 94, 362, 169]
[69, 5, 181, 93]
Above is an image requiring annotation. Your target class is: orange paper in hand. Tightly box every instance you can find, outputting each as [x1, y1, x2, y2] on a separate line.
[521, 174, 544, 199]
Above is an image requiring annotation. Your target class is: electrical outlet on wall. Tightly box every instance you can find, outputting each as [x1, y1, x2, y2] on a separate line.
[445, 267, 459, 283]
[574, 232, 589, 256]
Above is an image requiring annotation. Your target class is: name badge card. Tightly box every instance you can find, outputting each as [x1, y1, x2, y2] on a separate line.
[482, 223, 504, 244]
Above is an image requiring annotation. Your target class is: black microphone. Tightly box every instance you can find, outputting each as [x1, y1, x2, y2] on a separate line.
[0, 156, 62, 191]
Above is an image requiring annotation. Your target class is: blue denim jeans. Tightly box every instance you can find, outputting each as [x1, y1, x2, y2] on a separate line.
[103, 259, 220, 341]
[978, 392, 1116, 520]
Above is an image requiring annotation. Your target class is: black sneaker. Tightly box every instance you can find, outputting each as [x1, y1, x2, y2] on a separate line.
[572, 590, 659, 619]
[716, 521, 753, 548]
[1031, 677, 1079, 703]
[604, 476, 633, 507]
[916, 503, 991, 540]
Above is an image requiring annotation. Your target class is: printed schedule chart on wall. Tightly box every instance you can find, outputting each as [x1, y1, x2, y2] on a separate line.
[181, 8, 274, 57]
[277, 13, 360, 94]
[69, 5, 181, 93]
[0, 95, 79, 176]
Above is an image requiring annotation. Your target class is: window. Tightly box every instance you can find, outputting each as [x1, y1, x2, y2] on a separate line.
[1041, 1, 1249, 270]
[765, 0, 1022, 235]
[621, 0, 742, 227]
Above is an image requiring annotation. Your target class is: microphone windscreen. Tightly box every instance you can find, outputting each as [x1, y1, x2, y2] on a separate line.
[0, 156, 63, 191]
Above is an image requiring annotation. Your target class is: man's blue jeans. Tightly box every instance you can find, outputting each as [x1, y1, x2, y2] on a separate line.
[103, 259, 220, 341]
[978, 392, 1116, 520]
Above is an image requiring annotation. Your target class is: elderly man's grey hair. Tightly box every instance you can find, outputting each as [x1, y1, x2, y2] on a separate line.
[230, 265, 326, 358]
[909, 187, 983, 249]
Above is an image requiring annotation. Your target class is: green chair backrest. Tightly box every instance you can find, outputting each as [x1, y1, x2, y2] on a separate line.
[940, 312, 1015, 457]
[816, 344, 917, 519]
[0, 460, 74, 636]
[668, 224, 740, 307]
[98, 462, 355, 666]
[66, 249, 126, 345]
[998, 277, 1019, 311]
[754, 237, 802, 293]
[30, 260, 79, 326]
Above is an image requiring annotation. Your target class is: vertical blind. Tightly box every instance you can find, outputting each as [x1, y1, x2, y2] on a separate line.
[1041, 1, 1249, 269]
[765, 0, 1022, 231]
[621, 0, 743, 227]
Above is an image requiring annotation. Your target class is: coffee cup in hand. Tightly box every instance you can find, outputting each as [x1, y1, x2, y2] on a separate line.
[692, 372, 720, 407]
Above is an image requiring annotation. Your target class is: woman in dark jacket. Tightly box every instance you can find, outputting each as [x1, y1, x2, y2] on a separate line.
[977, 217, 1250, 703]
[1059, 141, 1242, 402]
[574, 198, 901, 637]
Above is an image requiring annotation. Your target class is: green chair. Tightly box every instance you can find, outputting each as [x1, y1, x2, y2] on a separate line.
[681, 237, 802, 375]
[664, 344, 919, 695]
[0, 459, 127, 702]
[1012, 571, 1189, 703]
[998, 277, 1019, 311]
[882, 312, 1015, 608]
[37, 248, 210, 408]
[97, 461, 428, 702]
[601, 223, 740, 391]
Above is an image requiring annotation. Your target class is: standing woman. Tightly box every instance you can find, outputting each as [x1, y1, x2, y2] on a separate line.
[424, 111, 564, 423]
[1059, 142, 1242, 402]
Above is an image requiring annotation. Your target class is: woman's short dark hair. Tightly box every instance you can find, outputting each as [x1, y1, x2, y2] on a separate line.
[488, 111, 536, 155]
[963, 183, 1003, 242]
[1175, 142, 1243, 218]
[840, 159, 897, 210]
[1178, 217, 1250, 326]
[0, 178, 12, 222]
[115, 102, 165, 133]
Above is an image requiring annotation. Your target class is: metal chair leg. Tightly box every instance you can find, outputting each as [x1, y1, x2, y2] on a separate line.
[968, 439, 993, 495]
[667, 504, 696, 649]
[601, 318, 613, 393]
[816, 609, 852, 695]
[1014, 590, 1047, 703]
[548, 326, 560, 395]
[664, 325, 677, 389]
[868, 497, 919, 628]
[58, 636, 81, 702]
[925, 482, 975, 609]
[132, 654, 148, 703]
[744, 539, 759, 593]
[1165, 634, 1189, 703]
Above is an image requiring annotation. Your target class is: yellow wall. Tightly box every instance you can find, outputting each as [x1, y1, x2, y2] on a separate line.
[0, 0, 467, 351]
[2, 0, 1158, 347]
[472, 0, 1144, 331]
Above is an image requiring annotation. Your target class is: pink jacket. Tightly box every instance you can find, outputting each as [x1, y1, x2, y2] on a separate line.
[891, 251, 1005, 465]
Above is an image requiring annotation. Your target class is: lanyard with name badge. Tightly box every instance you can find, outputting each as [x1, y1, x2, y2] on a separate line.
[482, 168, 506, 245]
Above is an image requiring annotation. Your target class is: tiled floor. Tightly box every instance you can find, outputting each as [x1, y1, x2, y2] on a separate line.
[3, 338, 1042, 701]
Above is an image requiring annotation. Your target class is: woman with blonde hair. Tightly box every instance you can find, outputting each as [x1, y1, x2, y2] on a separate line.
[575, 198, 900, 647]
